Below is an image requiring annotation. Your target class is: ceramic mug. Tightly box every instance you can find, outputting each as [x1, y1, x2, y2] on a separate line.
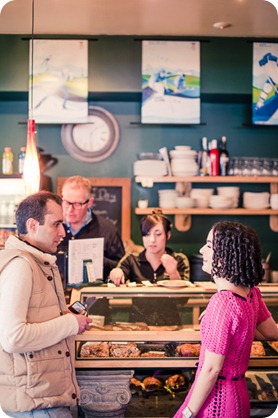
[138, 199, 148, 209]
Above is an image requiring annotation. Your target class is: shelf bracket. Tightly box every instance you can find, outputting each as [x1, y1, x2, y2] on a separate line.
[270, 216, 278, 232]
[174, 214, 192, 232]
[270, 183, 278, 232]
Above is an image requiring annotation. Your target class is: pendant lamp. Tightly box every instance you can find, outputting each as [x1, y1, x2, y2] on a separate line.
[0, 0, 14, 13]
[23, 0, 40, 195]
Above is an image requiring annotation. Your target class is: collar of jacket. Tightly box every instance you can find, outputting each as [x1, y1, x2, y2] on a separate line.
[5, 235, 57, 266]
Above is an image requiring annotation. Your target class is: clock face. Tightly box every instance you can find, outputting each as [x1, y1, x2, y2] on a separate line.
[61, 106, 120, 162]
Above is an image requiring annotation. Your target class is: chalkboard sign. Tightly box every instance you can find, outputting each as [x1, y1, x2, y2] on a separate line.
[92, 185, 123, 234]
[57, 177, 131, 241]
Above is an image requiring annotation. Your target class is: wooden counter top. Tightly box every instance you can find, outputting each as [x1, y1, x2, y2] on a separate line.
[69, 281, 278, 302]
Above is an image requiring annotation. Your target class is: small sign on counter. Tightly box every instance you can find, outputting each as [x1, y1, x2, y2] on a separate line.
[68, 238, 104, 285]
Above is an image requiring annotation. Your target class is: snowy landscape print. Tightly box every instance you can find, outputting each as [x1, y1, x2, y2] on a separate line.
[29, 39, 88, 123]
[141, 40, 200, 124]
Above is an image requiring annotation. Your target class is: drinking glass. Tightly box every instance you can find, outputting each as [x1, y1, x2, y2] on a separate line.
[271, 159, 278, 176]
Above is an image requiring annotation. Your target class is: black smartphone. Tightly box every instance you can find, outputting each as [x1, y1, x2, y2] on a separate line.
[68, 300, 87, 315]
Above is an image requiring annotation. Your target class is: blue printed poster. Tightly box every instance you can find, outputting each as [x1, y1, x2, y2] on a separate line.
[141, 40, 200, 124]
[252, 42, 278, 125]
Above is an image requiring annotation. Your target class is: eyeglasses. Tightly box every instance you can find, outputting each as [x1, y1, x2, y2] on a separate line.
[62, 199, 89, 210]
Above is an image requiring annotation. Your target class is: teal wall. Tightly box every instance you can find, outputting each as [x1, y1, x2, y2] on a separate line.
[0, 36, 277, 268]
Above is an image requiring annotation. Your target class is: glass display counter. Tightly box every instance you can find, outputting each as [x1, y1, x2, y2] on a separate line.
[70, 282, 278, 417]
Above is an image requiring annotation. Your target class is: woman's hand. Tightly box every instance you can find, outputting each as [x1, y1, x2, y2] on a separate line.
[109, 267, 125, 286]
[161, 254, 180, 279]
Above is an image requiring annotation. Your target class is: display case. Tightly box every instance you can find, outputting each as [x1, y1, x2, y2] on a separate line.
[70, 283, 278, 417]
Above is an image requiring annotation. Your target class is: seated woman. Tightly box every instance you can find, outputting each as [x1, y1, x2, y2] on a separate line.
[109, 211, 190, 326]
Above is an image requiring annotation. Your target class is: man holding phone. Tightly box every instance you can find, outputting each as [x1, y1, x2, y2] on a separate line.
[0, 191, 91, 418]
[69, 300, 88, 315]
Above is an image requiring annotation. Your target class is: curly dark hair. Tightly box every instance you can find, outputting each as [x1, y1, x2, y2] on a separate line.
[16, 191, 62, 235]
[140, 210, 172, 237]
[211, 221, 264, 288]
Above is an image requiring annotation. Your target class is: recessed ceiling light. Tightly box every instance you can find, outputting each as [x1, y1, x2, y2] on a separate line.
[213, 22, 232, 30]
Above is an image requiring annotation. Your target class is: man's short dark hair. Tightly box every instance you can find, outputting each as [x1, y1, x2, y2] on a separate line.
[16, 191, 62, 235]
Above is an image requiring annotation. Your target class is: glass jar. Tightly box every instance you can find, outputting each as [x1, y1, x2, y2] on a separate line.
[2, 147, 14, 175]
[18, 147, 26, 174]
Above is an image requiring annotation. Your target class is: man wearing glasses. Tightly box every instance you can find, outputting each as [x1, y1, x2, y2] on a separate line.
[57, 176, 125, 284]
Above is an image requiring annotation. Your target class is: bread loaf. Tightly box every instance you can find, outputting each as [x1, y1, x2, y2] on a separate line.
[250, 341, 266, 357]
[130, 377, 144, 393]
[176, 343, 201, 357]
[109, 343, 141, 357]
[165, 374, 186, 389]
[142, 376, 163, 392]
[269, 341, 278, 352]
[141, 351, 166, 358]
[80, 341, 109, 357]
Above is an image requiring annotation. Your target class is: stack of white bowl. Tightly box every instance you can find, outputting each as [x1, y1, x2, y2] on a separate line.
[133, 160, 167, 177]
[217, 187, 240, 208]
[209, 195, 234, 209]
[190, 188, 214, 208]
[176, 196, 195, 208]
[158, 189, 177, 208]
[243, 192, 270, 209]
[270, 194, 278, 209]
[169, 146, 198, 177]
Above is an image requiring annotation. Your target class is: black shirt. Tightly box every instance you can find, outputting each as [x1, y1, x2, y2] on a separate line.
[116, 248, 190, 326]
[117, 248, 190, 283]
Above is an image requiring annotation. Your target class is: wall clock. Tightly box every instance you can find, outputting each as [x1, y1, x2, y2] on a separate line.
[61, 105, 120, 162]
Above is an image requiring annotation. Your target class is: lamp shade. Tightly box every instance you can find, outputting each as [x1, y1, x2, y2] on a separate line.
[23, 119, 40, 195]
[0, 0, 14, 13]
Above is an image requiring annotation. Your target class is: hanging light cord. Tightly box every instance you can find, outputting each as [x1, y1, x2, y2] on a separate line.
[30, 0, 35, 118]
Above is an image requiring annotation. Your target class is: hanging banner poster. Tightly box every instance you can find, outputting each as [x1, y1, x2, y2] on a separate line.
[252, 42, 278, 125]
[141, 40, 200, 124]
[29, 39, 88, 123]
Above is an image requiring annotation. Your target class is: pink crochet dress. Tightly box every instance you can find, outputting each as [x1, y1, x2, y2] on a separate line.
[173, 287, 271, 418]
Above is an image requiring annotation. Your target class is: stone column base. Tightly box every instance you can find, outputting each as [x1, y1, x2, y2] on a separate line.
[76, 370, 134, 418]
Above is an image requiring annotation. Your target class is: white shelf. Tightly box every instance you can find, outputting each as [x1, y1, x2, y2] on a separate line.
[135, 175, 277, 184]
[134, 176, 278, 232]
[135, 208, 278, 216]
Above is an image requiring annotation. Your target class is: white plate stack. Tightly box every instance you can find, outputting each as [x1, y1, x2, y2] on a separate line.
[270, 194, 278, 210]
[243, 192, 270, 209]
[190, 188, 214, 208]
[169, 146, 198, 177]
[158, 189, 177, 208]
[217, 187, 240, 208]
[133, 160, 167, 177]
[209, 195, 234, 209]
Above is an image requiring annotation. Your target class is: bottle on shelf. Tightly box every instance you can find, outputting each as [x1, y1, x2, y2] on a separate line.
[2, 147, 14, 175]
[210, 139, 220, 176]
[219, 136, 230, 176]
[198, 136, 211, 176]
[18, 147, 26, 175]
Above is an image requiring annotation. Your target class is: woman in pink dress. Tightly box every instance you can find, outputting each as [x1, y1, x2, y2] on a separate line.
[174, 221, 278, 418]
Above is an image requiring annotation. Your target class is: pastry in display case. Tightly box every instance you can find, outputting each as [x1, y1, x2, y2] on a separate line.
[123, 369, 278, 418]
